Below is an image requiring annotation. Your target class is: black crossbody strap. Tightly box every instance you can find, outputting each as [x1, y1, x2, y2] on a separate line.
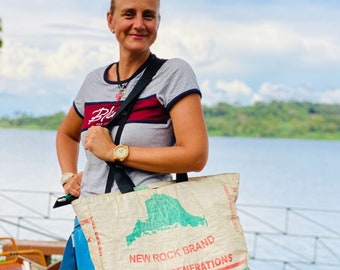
[105, 56, 188, 194]
[106, 57, 166, 131]
[106, 57, 166, 193]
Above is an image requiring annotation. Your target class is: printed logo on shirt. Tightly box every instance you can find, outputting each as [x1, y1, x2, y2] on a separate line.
[82, 102, 121, 130]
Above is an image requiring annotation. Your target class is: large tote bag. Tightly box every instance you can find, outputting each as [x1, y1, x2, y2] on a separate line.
[72, 173, 249, 270]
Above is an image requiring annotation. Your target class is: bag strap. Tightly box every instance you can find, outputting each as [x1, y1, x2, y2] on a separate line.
[106, 56, 165, 131]
[105, 56, 166, 193]
[105, 56, 187, 194]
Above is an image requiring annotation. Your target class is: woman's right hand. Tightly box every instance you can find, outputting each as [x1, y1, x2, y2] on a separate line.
[63, 172, 83, 197]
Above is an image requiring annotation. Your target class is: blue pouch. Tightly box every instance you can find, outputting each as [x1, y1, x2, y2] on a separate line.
[60, 218, 95, 270]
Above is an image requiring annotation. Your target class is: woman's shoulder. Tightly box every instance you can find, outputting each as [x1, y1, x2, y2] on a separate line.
[161, 57, 195, 75]
[164, 57, 191, 68]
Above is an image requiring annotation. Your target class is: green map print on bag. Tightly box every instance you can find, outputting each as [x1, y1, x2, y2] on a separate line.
[126, 193, 208, 246]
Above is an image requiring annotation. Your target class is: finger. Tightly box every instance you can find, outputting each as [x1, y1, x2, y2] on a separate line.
[71, 188, 80, 197]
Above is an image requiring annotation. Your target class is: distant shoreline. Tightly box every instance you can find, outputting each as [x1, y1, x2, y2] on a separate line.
[1, 101, 340, 140]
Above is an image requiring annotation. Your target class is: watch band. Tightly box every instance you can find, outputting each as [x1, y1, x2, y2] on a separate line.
[60, 172, 75, 186]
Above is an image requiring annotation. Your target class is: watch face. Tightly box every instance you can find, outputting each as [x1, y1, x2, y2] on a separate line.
[115, 145, 129, 160]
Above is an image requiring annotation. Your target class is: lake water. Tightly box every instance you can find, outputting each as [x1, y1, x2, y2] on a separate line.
[1, 129, 340, 269]
[1, 129, 339, 208]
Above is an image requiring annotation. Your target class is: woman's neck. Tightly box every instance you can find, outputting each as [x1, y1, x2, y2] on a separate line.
[118, 50, 151, 80]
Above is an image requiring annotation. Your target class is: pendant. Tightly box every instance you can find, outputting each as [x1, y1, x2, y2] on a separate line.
[116, 83, 127, 100]
[116, 91, 123, 100]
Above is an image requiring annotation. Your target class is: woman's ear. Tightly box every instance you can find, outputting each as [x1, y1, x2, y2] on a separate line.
[107, 11, 115, 33]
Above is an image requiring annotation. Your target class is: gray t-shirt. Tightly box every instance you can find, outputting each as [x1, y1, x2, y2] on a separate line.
[74, 55, 201, 196]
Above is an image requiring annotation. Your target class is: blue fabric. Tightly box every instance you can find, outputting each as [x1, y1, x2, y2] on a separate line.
[59, 234, 77, 269]
[60, 217, 95, 270]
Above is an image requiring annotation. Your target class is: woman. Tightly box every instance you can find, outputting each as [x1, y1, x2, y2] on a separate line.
[56, 0, 208, 268]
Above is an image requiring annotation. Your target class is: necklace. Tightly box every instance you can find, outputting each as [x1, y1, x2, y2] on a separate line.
[115, 62, 129, 100]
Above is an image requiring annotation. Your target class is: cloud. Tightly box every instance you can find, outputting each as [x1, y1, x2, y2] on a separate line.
[319, 89, 340, 104]
[256, 83, 315, 103]
[201, 79, 253, 106]
[0, 37, 118, 91]
[300, 36, 340, 65]
[255, 83, 340, 105]
[156, 14, 340, 91]
[43, 40, 114, 80]
[1, 0, 340, 116]
[215, 80, 252, 104]
[201, 80, 340, 106]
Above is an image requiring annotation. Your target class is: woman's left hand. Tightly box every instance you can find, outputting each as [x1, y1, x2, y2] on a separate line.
[84, 126, 115, 161]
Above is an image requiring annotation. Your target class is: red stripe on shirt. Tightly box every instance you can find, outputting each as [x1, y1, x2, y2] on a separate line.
[81, 96, 169, 130]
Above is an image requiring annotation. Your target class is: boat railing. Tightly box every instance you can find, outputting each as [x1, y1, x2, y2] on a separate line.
[1, 189, 340, 269]
[238, 204, 340, 269]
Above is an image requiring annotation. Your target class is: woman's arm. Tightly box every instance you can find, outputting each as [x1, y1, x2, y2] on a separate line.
[85, 93, 208, 173]
[56, 106, 83, 196]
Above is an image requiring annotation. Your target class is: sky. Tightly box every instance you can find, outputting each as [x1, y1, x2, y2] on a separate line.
[1, 0, 340, 116]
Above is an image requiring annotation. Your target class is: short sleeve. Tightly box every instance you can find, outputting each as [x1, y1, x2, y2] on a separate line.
[153, 58, 201, 111]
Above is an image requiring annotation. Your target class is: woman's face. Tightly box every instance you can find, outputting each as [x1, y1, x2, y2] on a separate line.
[108, 0, 160, 55]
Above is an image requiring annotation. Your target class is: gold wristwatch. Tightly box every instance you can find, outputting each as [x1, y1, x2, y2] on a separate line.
[113, 144, 129, 162]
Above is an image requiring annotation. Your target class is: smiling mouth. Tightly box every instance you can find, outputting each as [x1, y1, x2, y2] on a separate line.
[130, 34, 146, 37]
[130, 34, 148, 40]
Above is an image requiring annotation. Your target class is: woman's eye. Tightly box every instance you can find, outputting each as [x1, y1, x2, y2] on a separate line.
[124, 12, 134, 18]
[123, 10, 135, 18]
[144, 12, 156, 20]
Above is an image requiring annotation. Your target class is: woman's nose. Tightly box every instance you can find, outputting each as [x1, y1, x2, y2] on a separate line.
[133, 14, 145, 30]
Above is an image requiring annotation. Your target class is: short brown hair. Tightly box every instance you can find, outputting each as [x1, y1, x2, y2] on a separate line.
[109, 0, 160, 14]
[109, 0, 115, 14]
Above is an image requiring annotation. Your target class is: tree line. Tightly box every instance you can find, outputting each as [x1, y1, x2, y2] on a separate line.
[203, 101, 340, 140]
[1, 101, 340, 140]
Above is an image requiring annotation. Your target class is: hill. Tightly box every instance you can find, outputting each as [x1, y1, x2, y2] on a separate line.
[203, 101, 340, 140]
[0, 112, 65, 130]
[1, 101, 340, 140]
